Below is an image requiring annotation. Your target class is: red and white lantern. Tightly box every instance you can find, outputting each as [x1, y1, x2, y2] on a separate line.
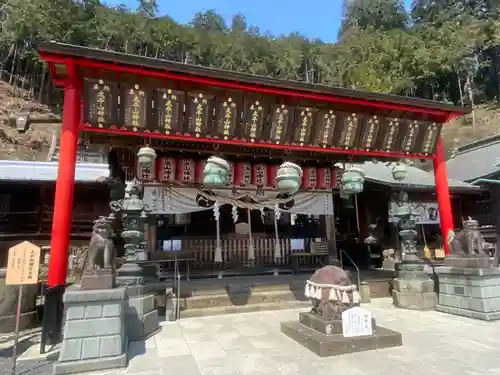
[234, 162, 252, 186]
[157, 157, 177, 182]
[177, 158, 196, 183]
[227, 161, 235, 185]
[266, 165, 279, 187]
[195, 159, 206, 184]
[252, 164, 268, 186]
[317, 167, 333, 189]
[302, 167, 317, 189]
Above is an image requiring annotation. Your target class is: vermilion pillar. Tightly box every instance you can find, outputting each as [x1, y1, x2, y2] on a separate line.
[433, 136, 453, 255]
[47, 63, 82, 287]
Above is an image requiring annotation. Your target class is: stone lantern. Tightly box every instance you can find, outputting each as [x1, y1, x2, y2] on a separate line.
[392, 162, 408, 181]
[276, 162, 302, 195]
[203, 156, 230, 186]
[340, 166, 365, 195]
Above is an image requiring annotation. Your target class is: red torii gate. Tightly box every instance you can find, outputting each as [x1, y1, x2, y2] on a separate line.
[37, 42, 468, 290]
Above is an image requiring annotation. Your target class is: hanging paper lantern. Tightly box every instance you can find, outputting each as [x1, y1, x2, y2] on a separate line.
[317, 167, 333, 189]
[195, 159, 206, 184]
[340, 166, 365, 195]
[252, 164, 268, 186]
[392, 163, 408, 181]
[276, 162, 303, 195]
[302, 167, 317, 189]
[157, 157, 177, 182]
[203, 156, 230, 186]
[234, 162, 252, 186]
[333, 168, 343, 189]
[136, 146, 157, 181]
[177, 159, 196, 183]
[266, 165, 279, 187]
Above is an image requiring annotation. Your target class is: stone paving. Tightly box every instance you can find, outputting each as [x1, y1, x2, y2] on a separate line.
[4, 297, 500, 374]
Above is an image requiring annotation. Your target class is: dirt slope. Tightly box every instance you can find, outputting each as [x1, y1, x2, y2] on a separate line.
[0, 81, 59, 161]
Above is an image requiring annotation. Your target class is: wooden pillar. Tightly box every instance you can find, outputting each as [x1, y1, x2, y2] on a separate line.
[47, 62, 81, 287]
[433, 136, 453, 255]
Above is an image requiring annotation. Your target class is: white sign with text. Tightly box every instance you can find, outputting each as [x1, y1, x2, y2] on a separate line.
[342, 306, 373, 338]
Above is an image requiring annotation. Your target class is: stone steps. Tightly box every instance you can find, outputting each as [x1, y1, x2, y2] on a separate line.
[180, 299, 311, 318]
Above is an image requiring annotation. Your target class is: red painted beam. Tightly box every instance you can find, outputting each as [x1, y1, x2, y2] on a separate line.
[80, 124, 435, 160]
[39, 52, 459, 122]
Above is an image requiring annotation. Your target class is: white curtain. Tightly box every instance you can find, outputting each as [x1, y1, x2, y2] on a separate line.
[143, 186, 333, 216]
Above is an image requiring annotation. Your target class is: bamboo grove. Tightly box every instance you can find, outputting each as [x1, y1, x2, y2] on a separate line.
[1, 0, 500, 110]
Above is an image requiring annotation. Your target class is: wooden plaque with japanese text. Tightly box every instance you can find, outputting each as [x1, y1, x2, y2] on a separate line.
[6, 241, 41, 286]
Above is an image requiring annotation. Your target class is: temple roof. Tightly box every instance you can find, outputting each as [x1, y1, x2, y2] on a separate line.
[361, 161, 478, 191]
[0, 160, 108, 182]
[446, 134, 500, 182]
[39, 42, 469, 123]
[0, 159, 477, 191]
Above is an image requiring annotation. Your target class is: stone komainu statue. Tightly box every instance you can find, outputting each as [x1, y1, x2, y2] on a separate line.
[305, 265, 360, 320]
[86, 216, 115, 271]
[447, 218, 498, 266]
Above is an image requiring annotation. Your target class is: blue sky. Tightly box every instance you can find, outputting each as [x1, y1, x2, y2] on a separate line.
[106, 0, 413, 43]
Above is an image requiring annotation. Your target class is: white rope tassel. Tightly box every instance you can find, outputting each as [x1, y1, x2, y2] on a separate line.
[273, 203, 281, 262]
[214, 202, 223, 263]
[342, 291, 350, 304]
[315, 286, 323, 300]
[247, 209, 255, 261]
[304, 282, 311, 298]
[329, 287, 338, 301]
[231, 205, 238, 223]
[352, 290, 360, 304]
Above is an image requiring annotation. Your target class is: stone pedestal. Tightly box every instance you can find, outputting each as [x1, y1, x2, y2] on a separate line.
[124, 285, 160, 342]
[54, 287, 128, 374]
[0, 268, 39, 333]
[281, 312, 402, 357]
[435, 256, 500, 320]
[392, 262, 437, 310]
[81, 269, 116, 290]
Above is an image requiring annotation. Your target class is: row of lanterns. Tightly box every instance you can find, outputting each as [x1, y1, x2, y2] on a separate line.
[136, 146, 409, 197]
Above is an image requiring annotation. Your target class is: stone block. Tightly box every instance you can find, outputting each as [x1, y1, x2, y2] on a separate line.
[444, 256, 491, 269]
[125, 294, 155, 316]
[435, 266, 500, 321]
[393, 279, 434, 294]
[81, 337, 100, 359]
[99, 335, 123, 357]
[0, 311, 38, 333]
[56, 287, 128, 374]
[64, 317, 122, 339]
[392, 291, 437, 310]
[80, 269, 115, 290]
[281, 321, 402, 357]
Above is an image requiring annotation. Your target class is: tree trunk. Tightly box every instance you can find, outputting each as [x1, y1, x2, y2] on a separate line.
[38, 64, 47, 103]
[8, 45, 18, 85]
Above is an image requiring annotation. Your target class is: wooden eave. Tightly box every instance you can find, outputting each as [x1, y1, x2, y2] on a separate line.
[38, 42, 470, 124]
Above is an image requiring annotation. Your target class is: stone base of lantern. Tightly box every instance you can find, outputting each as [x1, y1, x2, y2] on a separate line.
[281, 312, 402, 357]
[392, 262, 437, 310]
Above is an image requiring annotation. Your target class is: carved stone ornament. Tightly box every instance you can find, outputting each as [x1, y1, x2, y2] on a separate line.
[305, 265, 360, 320]
[86, 216, 116, 270]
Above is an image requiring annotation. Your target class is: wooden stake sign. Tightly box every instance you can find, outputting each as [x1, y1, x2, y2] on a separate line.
[6, 241, 41, 286]
[5, 241, 41, 375]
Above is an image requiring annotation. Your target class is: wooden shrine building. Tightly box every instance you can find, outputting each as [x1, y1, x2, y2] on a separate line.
[36, 42, 471, 290]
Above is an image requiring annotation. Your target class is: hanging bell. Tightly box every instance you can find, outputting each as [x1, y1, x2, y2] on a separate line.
[392, 163, 408, 181]
[340, 167, 365, 195]
[276, 162, 302, 195]
[203, 156, 230, 186]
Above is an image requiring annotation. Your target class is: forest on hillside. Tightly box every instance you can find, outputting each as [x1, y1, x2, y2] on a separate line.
[0, 0, 499, 110]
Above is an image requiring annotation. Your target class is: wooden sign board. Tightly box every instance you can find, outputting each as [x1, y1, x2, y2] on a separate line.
[6, 241, 41, 286]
